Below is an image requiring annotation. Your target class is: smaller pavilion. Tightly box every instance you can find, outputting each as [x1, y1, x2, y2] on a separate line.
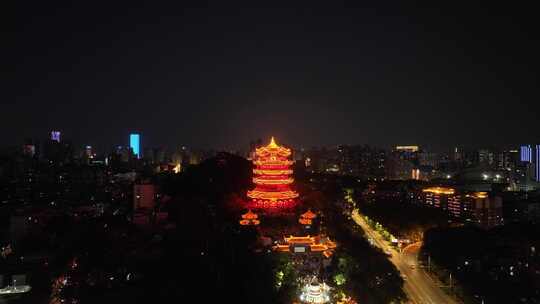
[239, 210, 260, 226]
[299, 209, 317, 226]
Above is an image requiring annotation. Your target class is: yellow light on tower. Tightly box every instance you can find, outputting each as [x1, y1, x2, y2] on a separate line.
[247, 137, 299, 209]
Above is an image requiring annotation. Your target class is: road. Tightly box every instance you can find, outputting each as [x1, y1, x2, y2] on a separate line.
[352, 209, 459, 304]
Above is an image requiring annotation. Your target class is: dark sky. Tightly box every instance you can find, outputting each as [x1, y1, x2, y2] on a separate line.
[9, 1, 540, 152]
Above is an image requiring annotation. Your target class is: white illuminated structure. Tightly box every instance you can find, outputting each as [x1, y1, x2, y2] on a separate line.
[0, 285, 31, 295]
[299, 277, 331, 304]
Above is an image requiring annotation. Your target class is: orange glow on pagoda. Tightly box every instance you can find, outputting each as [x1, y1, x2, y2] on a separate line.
[239, 210, 260, 226]
[299, 209, 317, 225]
[247, 137, 299, 209]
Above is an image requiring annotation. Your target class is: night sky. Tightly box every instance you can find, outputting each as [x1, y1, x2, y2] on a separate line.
[10, 2, 540, 151]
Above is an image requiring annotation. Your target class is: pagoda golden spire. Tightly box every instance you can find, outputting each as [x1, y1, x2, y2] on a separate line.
[268, 136, 278, 148]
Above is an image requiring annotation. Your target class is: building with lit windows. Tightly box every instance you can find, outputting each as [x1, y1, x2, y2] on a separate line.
[521, 145, 532, 163]
[422, 187, 455, 210]
[247, 137, 299, 209]
[469, 194, 503, 228]
[395, 145, 419, 153]
[419, 187, 503, 228]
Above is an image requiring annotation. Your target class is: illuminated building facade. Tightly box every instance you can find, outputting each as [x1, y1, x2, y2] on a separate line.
[521, 145, 532, 162]
[536, 145, 540, 182]
[467, 193, 503, 228]
[247, 137, 299, 209]
[51, 131, 61, 142]
[273, 235, 336, 257]
[130, 133, 140, 159]
[420, 187, 503, 228]
[298, 277, 331, 304]
[85, 145, 93, 159]
[395, 145, 419, 153]
[239, 210, 260, 226]
[299, 209, 317, 226]
[411, 168, 420, 180]
[422, 187, 455, 210]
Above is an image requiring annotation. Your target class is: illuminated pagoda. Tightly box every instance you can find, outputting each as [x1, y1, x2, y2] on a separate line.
[299, 209, 317, 225]
[239, 210, 260, 226]
[247, 137, 299, 209]
[298, 277, 331, 304]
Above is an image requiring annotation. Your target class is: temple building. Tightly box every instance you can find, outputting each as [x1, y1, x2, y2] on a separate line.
[273, 235, 336, 258]
[247, 137, 299, 209]
[299, 209, 317, 227]
[239, 210, 260, 226]
[298, 277, 331, 304]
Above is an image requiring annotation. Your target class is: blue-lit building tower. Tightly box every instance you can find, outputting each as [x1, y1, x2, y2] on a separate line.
[130, 133, 140, 159]
[536, 144, 540, 182]
[520, 145, 532, 162]
[520, 144, 540, 184]
[51, 131, 61, 142]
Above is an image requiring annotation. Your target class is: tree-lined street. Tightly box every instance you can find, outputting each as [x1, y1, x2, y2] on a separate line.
[352, 209, 458, 304]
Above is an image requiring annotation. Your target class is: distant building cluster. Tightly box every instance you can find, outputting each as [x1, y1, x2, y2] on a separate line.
[296, 145, 386, 180]
[12, 131, 216, 175]
[410, 187, 503, 229]
[285, 143, 540, 193]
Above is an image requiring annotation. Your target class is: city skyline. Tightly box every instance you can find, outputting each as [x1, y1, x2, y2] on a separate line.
[6, 2, 540, 304]
[5, 129, 540, 155]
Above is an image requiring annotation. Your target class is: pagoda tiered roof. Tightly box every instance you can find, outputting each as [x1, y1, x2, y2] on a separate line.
[247, 137, 299, 208]
[254, 137, 291, 157]
[239, 210, 260, 226]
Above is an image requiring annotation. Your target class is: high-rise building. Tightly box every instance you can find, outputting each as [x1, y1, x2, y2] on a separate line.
[418, 151, 438, 168]
[498, 150, 519, 170]
[115, 146, 131, 162]
[85, 146, 93, 159]
[385, 154, 415, 180]
[521, 145, 532, 162]
[478, 149, 495, 166]
[536, 145, 540, 182]
[420, 187, 503, 229]
[130, 133, 140, 159]
[452, 147, 462, 162]
[51, 131, 61, 142]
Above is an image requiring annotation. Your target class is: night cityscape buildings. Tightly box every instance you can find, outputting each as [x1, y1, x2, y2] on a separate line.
[7, 2, 540, 303]
[130, 134, 140, 159]
[2, 129, 539, 303]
